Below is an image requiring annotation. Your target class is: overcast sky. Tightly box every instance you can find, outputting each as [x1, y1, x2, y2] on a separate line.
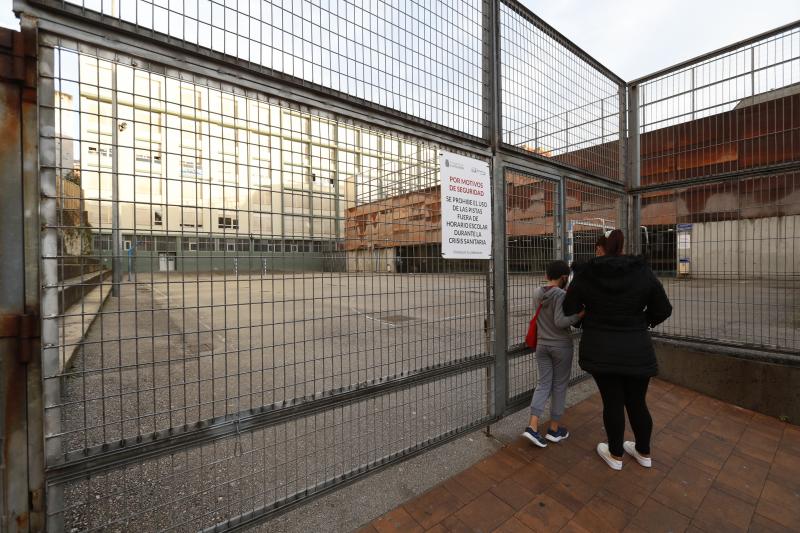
[1, 0, 798, 80]
[521, 0, 800, 80]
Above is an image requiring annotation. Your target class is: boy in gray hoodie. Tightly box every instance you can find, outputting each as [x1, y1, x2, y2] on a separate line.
[522, 260, 584, 448]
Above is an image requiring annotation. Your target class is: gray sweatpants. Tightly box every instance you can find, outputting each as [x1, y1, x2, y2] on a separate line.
[529, 344, 574, 420]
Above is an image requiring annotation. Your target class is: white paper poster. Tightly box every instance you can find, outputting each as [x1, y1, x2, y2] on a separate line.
[440, 152, 492, 259]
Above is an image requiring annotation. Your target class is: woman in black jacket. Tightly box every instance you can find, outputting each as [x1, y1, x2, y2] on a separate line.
[563, 230, 672, 471]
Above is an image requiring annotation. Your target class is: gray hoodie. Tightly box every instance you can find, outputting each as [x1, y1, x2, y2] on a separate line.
[533, 286, 581, 347]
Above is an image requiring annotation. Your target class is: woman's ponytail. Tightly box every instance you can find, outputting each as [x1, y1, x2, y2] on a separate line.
[605, 229, 624, 256]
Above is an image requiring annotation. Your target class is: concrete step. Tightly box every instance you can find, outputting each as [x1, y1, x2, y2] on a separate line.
[58, 269, 111, 314]
[59, 256, 103, 281]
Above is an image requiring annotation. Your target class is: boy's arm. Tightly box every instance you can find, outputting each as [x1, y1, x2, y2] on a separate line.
[553, 290, 581, 328]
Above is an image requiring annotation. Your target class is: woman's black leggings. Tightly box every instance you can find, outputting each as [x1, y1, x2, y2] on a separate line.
[591, 373, 652, 458]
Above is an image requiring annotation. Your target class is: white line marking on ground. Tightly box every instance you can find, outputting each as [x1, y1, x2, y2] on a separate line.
[348, 306, 398, 328]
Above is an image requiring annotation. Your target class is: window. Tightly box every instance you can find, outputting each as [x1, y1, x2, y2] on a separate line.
[154, 209, 163, 226]
[87, 146, 113, 157]
[197, 238, 215, 251]
[92, 234, 113, 251]
[154, 236, 175, 251]
[254, 239, 282, 253]
[130, 237, 153, 251]
[181, 159, 203, 179]
[86, 145, 113, 169]
[218, 239, 249, 252]
[135, 151, 163, 173]
[218, 216, 239, 229]
[183, 239, 198, 251]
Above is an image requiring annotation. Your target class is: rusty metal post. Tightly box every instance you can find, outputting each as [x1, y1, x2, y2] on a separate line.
[0, 17, 46, 533]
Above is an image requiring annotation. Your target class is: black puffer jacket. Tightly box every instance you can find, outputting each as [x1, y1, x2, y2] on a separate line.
[563, 255, 672, 377]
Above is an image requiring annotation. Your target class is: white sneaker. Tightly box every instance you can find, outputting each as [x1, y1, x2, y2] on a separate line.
[623, 441, 652, 468]
[596, 443, 623, 471]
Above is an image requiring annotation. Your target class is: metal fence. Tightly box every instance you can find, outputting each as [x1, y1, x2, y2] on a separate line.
[499, 0, 625, 181]
[0, 1, 798, 531]
[39, 32, 496, 530]
[630, 22, 800, 352]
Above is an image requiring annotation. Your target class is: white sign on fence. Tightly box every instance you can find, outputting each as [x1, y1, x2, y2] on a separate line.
[440, 152, 492, 259]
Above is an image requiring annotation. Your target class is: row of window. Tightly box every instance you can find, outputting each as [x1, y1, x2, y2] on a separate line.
[252, 239, 325, 253]
[93, 234, 176, 252]
[182, 238, 249, 252]
[92, 234, 329, 253]
[181, 238, 325, 253]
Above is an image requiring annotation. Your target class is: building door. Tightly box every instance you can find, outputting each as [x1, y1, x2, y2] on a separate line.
[159, 252, 176, 271]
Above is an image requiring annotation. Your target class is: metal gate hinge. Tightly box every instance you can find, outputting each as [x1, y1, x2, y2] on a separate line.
[0, 313, 40, 364]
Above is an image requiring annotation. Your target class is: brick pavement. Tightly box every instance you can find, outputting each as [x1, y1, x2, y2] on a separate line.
[358, 380, 800, 533]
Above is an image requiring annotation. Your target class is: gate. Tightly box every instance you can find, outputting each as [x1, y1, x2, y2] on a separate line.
[4, 1, 627, 530]
[2, 1, 797, 531]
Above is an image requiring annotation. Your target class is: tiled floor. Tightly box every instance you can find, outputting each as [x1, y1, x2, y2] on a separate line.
[358, 380, 800, 532]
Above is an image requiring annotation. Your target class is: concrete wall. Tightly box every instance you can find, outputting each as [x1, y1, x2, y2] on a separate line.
[655, 339, 800, 423]
[689, 215, 800, 278]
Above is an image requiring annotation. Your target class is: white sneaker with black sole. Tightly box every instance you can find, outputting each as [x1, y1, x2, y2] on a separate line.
[623, 441, 652, 468]
[596, 443, 623, 471]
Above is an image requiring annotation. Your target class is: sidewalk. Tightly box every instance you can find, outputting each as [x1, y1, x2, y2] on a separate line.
[359, 380, 800, 532]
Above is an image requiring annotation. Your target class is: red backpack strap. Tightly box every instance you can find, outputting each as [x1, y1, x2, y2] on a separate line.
[525, 302, 544, 349]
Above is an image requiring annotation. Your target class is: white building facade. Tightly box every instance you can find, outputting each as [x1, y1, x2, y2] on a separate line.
[53, 51, 437, 270]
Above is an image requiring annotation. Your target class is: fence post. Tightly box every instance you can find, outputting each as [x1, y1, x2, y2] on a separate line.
[490, 156, 508, 418]
[482, 0, 499, 144]
[0, 17, 46, 532]
[111, 62, 122, 297]
[627, 84, 641, 254]
[483, 0, 508, 417]
[558, 178, 568, 261]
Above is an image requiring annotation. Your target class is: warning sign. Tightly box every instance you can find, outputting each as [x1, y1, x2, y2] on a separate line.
[440, 152, 492, 259]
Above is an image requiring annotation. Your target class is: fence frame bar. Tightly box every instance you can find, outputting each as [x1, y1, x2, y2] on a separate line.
[0, 16, 46, 533]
